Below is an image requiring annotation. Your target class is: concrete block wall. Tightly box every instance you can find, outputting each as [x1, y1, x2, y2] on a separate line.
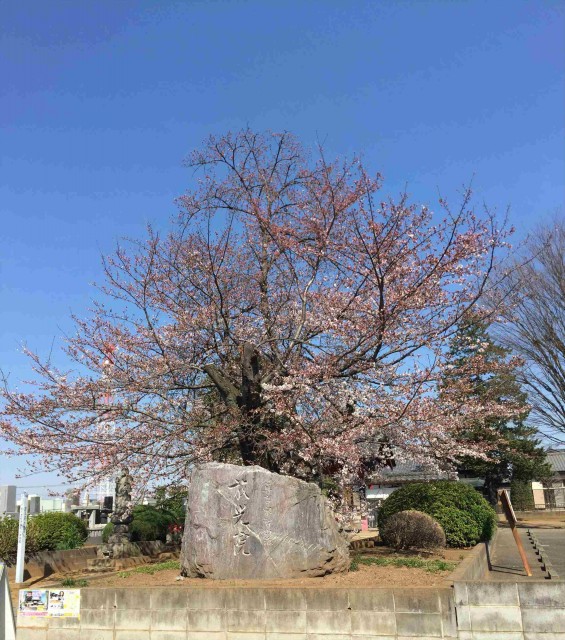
[449, 542, 490, 582]
[454, 580, 565, 640]
[16, 586, 458, 639]
[16, 582, 565, 639]
[7, 548, 98, 582]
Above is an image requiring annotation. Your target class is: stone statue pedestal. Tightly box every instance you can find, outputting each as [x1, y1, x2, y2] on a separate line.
[97, 541, 141, 560]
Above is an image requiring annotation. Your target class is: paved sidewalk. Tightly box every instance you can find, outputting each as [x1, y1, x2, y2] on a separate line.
[532, 529, 565, 576]
[487, 526, 564, 581]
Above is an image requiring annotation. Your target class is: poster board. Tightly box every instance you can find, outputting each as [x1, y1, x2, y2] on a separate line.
[18, 590, 48, 617]
[18, 589, 80, 618]
[47, 589, 81, 617]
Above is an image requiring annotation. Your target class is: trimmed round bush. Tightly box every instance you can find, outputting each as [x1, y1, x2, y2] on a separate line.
[377, 481, 496, 547]
[380, 510, 446, 550]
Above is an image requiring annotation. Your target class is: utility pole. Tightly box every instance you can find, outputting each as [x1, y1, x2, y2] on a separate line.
[15, 491, 28, 583]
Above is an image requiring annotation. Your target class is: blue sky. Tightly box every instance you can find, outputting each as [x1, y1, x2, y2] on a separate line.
[1, 0, 563, 492]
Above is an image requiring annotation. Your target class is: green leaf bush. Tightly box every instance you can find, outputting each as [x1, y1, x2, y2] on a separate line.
[509, 479, 535, 511]
[102, 521, 114, 543]
[0, 512, 88, 562]
[377, 481, 496, 547]
[0, 517, 18, 562]
[102, 501, 185, 543]
[27, 512, 89, 552]
[430, 506, 481, 548]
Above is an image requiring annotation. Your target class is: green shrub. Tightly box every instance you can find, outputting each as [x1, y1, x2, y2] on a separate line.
[61, 578, 89, 588]
[380, 510, 446, 550]
[377, 481, 496, 547]
[102, 506, 176, 543]
[509, 480, 535, 511]
[27, 512, 88, 552]
[431, 506, 481, 547]
[130, 505, 171, 542]
[0, 512, 88, 561]
[102, 521, 114, 543]
[0, 517, 18, 562]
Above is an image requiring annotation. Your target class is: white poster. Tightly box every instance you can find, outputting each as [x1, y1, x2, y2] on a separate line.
[47, 589, 81, 618]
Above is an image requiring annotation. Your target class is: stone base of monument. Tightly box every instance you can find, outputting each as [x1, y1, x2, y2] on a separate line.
[97, 541, 142, 560]
[180, 462, 350, 580]
[86, 554, 148, 572]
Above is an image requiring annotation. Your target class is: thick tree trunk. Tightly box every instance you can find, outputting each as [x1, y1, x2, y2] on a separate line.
[205, 342, 274, 469]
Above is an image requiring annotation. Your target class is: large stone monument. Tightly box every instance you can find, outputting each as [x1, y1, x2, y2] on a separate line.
[180, 462, 349, 579]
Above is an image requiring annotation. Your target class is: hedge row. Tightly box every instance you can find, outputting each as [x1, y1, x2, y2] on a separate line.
[0, 512, 88, 562]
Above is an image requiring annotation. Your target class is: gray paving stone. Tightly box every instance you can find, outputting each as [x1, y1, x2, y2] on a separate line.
[150, 590, 189, 610]
[468, 605, 522, 632]
[227, 609, 266, 633]
[466, 581, 519, 606]
[305, 589, 349, 611]
[265, 610, 306, 633]
[348, 589, 394, 612]
[264, 589, 306, 610]
[393, 589, 440, 613]
[518, 581, 565, 608]
[522, 607, 565, 633]
[395, 612, 442, 637]
[350, 610, 396, 635]
[151, 609, 188, 631]
[305, 610, 351, 634]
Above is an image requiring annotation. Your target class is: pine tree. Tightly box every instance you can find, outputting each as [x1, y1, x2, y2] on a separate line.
[443, 314, 551, 505]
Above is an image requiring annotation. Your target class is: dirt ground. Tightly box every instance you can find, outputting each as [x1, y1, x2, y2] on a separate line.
[510, 510, 565, 529]
[27, 545, 470, 590]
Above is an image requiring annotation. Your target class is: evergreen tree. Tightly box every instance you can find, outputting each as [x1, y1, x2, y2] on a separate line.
[442, 314, 551, 505]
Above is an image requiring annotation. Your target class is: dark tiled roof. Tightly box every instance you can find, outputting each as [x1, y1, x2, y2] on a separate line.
[547, 451, 565, 473]
[369, 462, 451, 483]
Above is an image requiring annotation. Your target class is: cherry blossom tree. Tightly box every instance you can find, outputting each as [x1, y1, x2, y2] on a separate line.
[1, 130, 514, 491]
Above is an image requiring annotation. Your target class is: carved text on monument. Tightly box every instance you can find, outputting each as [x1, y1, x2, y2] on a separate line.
[228, 476, 252, 556]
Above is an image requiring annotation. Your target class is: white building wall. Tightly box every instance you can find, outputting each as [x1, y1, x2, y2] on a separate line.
[0, 485, 16, 516]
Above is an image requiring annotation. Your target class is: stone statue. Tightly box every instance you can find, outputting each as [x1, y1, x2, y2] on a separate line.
[97, 467, 141, 560]
[109, 467, 134, 543]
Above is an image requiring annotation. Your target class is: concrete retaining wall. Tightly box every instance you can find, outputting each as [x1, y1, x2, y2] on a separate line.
[454, 580, 565, 639]
[6, 548, 98, 582]
[6, 542, 171, 582]
[16, 581, 565, 639]
[16, 586, 458, 639]
[449, 542, 490, 582]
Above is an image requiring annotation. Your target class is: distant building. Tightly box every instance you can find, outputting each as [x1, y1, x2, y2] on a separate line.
[80, 474, 116, 506]
[29, 494, 41, 514]
[544, 450, 565, 509]
[16, 494, 41, 515]
[365, 462, 453, 526]
[0, 485, 16, 517]
[547, 450, 565, 485]
[40, 498, 72, 513]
